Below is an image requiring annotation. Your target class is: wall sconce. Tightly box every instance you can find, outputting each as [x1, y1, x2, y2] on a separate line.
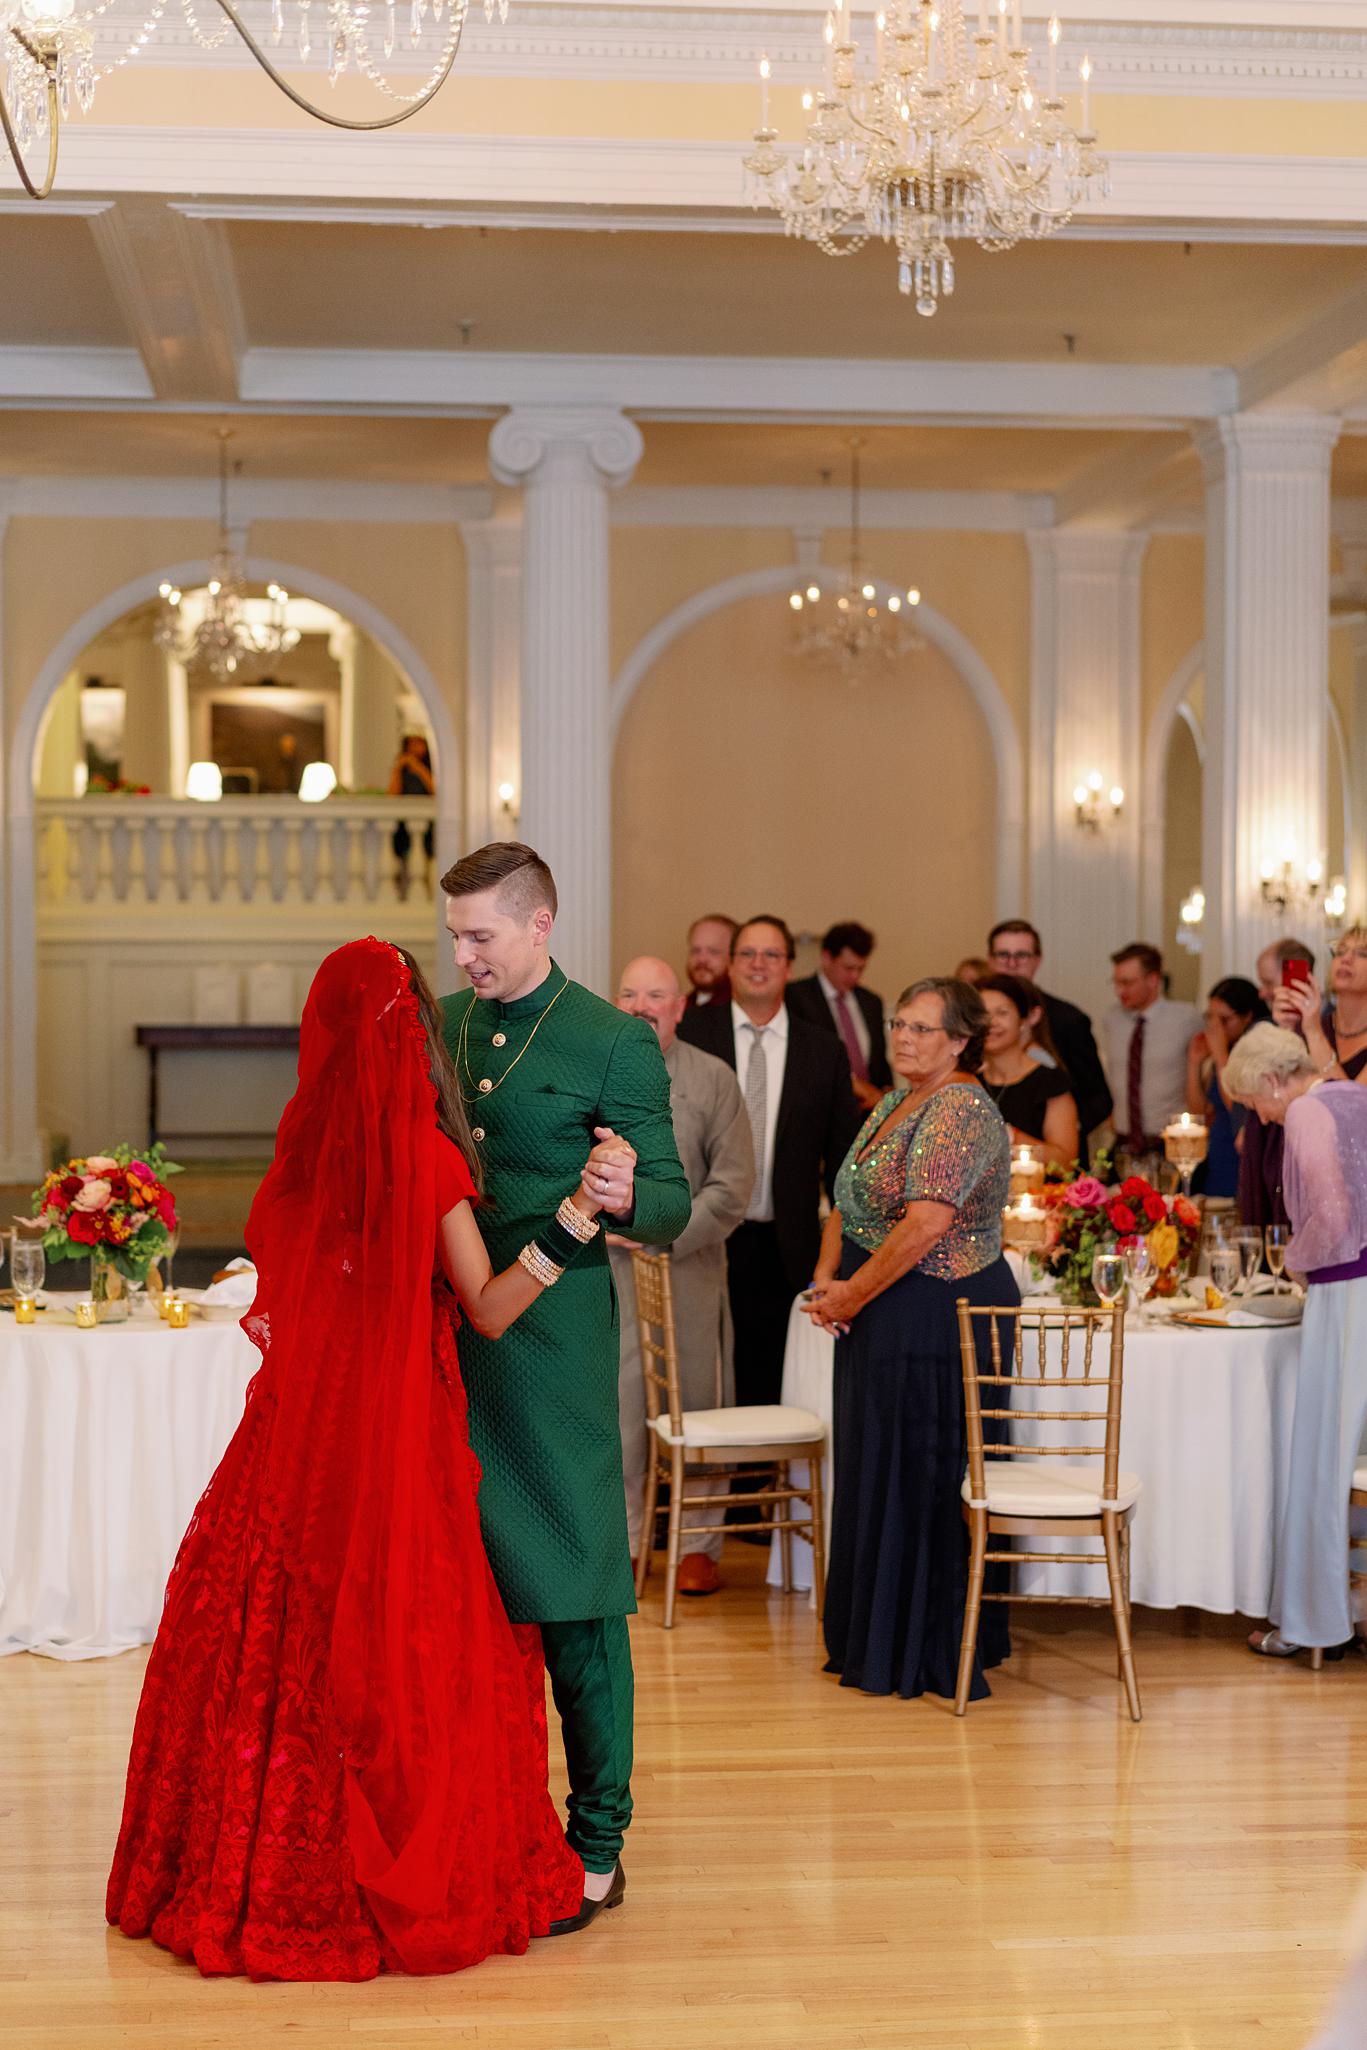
[1072, 771, 1124, 832]
[497, 781, 519, 823]
[1259, 855, 1323, 918]
[1325, 877, 1349, 928]
[185, 761, 223, 802]
[1176, 886, 1205, 955]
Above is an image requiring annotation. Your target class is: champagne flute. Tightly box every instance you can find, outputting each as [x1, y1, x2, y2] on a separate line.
[1265, 1225, 1289, 1294]
[1122, 1237, 1153, 1323]
[1209, 1245, 1241, 1304]
[1092, 1251, 1126, 1310]
[1234, 1227, 1263, 1294]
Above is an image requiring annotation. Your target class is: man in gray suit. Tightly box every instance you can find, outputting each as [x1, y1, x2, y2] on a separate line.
[610, 955, 755, 1597]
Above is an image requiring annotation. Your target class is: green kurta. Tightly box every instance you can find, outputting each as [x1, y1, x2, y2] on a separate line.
[441, 962, 691, 1623]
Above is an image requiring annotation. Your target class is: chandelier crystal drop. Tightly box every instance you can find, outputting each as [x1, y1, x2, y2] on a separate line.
[789, 439, 926, 681]
[154, 432, 301, 687]
[744, 1, 1109, 315]
[0, 0, 505, 198]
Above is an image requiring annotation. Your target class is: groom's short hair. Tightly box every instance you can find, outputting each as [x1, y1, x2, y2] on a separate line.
[441, 841, 558, 920]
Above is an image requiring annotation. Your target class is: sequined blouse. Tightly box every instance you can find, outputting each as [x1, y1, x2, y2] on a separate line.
[833, 1081, 1011, 1281]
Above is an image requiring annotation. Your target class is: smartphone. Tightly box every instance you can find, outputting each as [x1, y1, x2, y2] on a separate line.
[1281, 959, 1313, 991]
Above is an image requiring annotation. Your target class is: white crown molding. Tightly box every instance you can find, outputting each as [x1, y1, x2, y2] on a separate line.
[3, 475, 493, 522]
[613, 483, 1055, 530]
[0, 347, 153, 400]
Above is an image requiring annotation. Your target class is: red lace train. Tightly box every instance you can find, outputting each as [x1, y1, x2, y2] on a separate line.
[105, 1293, 583, 1981]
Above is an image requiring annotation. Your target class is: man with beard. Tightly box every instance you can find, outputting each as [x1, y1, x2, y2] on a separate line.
[683, 914, 738, 1011]
[609, 955, 754, 1597]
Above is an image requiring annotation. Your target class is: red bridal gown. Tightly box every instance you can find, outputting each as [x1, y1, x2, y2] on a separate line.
[106, 1126, 583, 1980]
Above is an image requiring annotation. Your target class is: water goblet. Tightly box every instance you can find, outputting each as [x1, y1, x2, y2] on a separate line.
[1265, 1225, 1290, 1294]
[1234, 1227, 1263, 1294]
[1209, 1245, 1241, 1304]
[10, 1237, 45, 1314]
[1092, 1251, 1127, 1310]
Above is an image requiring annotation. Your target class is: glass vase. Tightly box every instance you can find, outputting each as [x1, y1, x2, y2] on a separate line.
[90, 1249, 130, 1324]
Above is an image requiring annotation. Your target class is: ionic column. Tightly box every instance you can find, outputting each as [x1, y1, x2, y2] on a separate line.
[488, 407, 642, 994]
[1028, 530, 1147, 1022]
[460, 516, 523, 852]
[1196, 414, 1339, 975]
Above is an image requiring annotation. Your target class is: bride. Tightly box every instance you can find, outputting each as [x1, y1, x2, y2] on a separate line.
[106, 936, 619, 1979]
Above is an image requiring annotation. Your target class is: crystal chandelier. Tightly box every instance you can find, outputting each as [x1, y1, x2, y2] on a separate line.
[0, 0, 503, 199]
[154, 431, 301, 686]
[744, 1, 1108, 315]
[788, 439, 925, 680]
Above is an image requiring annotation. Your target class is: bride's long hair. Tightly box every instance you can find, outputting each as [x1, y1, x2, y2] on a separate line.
[393, 945, 484, 1197]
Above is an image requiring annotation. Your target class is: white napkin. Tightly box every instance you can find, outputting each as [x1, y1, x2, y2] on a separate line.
[199, 1258, 258, 1308]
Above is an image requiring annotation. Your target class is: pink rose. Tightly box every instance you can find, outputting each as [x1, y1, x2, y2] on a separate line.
[1064, 1175, 1107, 1208]
[73, 1178, 113, 1213]
[84, 1155, 119, 1175]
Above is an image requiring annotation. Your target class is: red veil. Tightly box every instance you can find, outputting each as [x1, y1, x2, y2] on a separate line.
[243, 937, 481, 1930]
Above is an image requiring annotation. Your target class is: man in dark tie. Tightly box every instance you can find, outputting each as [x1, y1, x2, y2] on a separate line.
[785, 921, 893, 1114]
[985, 919, 1113, 1154]
[1101, 942, 1201, 1171]
[678, 915, 860, 1420]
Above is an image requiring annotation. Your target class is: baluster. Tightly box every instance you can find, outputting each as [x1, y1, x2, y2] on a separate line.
[363, 817, 382, 902]
[173, 816, 194, 901]
[234, 816, 255, 902]
[268, 819, 288, 903]
[143, 816, 163, 904]
[297, 816, 319, 903]
[329, 817, 350, 903]
[111, 817, 132, 902]
[282, 819, 305, 904]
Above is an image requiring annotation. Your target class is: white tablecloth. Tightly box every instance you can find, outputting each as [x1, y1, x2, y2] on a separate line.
[0, 1304, 259, 1659]
[766, 1300, 1303, 1614]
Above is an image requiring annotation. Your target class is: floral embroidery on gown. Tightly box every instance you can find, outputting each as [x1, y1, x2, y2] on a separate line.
[105, 942, 583, 1980]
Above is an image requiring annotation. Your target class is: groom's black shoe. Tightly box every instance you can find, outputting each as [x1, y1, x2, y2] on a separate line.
[546, 1861, 626, 1935]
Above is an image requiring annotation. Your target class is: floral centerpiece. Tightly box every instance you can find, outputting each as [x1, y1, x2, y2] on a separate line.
[31, 1145, 182, 1320]
[1038, 1170, 1201, 1306]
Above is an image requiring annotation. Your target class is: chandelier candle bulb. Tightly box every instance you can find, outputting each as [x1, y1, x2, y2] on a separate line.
[1080, 50, 1092, 129]
[1047, 13, 1059, 96]
[759, 53, 770, 129]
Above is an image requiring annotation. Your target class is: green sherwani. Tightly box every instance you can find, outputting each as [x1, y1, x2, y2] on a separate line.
[440, 960, 691, 1874]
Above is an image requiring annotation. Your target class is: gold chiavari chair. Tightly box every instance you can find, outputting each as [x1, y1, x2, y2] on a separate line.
[954, 1300, 1142, 1722]
[630, 1248, 827, 1630]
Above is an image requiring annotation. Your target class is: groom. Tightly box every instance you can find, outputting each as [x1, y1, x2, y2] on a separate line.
[440, 841, 691, 1929]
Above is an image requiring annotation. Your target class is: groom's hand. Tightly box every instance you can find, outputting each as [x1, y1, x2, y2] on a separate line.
[586, 1127, 637, 1220]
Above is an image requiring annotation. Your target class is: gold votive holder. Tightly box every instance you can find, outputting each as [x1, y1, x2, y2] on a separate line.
[73, 1300, 97, 1329]
[153, 1290, 171, 1320]
[166, 1298, 190, 1330]
[14, 1296, 36, 1325]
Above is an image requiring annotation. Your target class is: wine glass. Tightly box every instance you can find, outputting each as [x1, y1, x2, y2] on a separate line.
[161, 1224, 180, 1300]
[1092, 1251, 1126, 1309]
[1265, 1225, 1290, 1294]
[1234, 1227, 1264, 1294]
[1209, 1245, 1241, 1303]
[10, 1236, 45, 1306]
[1122, 1237, 1153, 1323]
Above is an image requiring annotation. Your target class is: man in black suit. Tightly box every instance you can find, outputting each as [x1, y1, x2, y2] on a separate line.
[679, 914, 860, 1415]
[786, 920, 893, 1113]
[986, 919, 1113, 1153]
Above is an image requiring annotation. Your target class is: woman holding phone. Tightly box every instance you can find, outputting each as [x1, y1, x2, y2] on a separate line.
[1272, 925, 1367, 1084]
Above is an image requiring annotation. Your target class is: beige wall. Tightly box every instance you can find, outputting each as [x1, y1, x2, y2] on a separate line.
[1141, 534, 1204, 732]
[612, 591, 996, 990]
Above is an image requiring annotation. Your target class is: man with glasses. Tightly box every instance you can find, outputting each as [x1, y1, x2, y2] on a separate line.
[985, 919, 1112, 1157]
[680, 916, 859, 1419]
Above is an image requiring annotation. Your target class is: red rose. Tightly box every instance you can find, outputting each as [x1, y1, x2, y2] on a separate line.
[59, 1175, 83, 1201]
[66, 1209, 101, 1246]
[1107, 1200, 1138, 1235]
[1121, 1176, 1151, 1201]
[156, 1191, 176, 1228]
[1142, 1193, 1166, 1226]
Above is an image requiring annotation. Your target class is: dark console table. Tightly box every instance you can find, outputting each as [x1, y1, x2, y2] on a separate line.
[135, 1025, 300, 1148]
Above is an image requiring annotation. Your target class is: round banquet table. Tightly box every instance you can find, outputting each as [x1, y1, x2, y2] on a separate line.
[768, 1295, 1303, 1615]
[0, 1301, 259, 1659]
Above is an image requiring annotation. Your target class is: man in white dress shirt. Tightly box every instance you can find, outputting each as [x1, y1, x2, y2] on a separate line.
[1101, 942, 1202, 1165]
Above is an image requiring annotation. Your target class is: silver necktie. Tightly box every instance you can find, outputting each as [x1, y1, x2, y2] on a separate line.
[744, 1022, 768, 1172]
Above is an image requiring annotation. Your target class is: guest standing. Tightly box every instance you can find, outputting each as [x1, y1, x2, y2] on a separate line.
[977, 972, 1080, 1168]
[1224, 1023, 1367, 1660]
[1255, 936, 1316, 1006]
[954, 957, 991, 987]
[807, 977, 1017, 1703]
[388, 733, 435, 894]
[679, 915, 859, 1411]
[683, 915, 737, 1011]
[1270, 925, 1367, 1086]
[1242, 939, 1315, 1227]
[986, 921, 1112, 1150]
[609, 956, 755, 1598]
[1184, 977, 1267, 1199]
[1102, 942, 1201, 1167]
[786, 919, 893, 1112]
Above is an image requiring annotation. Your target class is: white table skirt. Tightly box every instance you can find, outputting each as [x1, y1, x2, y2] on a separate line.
[0, 1304, 259, 1659]
[767, 1297, 1302, 1614]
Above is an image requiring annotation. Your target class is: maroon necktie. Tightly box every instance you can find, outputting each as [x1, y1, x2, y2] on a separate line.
[1126, 1015, 1146, 1143]
[833, 992, 870, 1082]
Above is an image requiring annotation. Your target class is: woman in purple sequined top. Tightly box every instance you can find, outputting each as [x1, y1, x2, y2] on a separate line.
[1225, 1022, 1367, 1662]
[805, 977, 1017, 1703]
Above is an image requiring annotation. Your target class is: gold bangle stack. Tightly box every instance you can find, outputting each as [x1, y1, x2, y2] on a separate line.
[557, 1197, 601, 1244]
[518, 1243, 564, 1289]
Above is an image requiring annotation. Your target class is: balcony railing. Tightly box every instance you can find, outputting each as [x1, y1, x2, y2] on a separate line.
[36, 797, 439, 911]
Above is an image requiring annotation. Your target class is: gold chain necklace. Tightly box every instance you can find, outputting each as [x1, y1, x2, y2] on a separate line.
[456, 975, 569, 1105]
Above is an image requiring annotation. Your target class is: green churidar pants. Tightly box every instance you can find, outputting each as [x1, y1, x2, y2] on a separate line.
[540, 1617, 634, 1873]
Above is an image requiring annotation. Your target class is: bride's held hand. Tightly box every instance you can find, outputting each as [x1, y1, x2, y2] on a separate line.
[581, 1127, 637, 1216]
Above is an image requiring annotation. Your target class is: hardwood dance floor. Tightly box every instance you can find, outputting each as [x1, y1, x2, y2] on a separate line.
[4, 1550, 1365, 2050]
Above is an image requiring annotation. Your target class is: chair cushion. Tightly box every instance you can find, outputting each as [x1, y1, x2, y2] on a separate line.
[962, 1460, 1142, 1516]
[649, 1404, 826, 1449]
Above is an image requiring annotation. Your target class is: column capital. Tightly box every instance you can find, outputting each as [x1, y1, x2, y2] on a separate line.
[489, 406, 643, 492]
[1194, 411, 1341, 484]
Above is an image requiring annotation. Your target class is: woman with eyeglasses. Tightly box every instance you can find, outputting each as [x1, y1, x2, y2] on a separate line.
[803, 977, 1017, 1703]
[1272, 926, 1367, 1085]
